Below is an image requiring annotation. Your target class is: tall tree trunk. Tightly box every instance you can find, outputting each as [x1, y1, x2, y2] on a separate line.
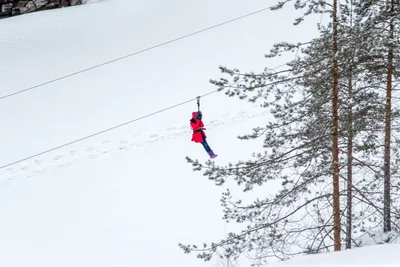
[332, 0, 341, 251]
[345, 0, 354, 250]
[383, 0, 395, 234]
[346, 70, 353, 249]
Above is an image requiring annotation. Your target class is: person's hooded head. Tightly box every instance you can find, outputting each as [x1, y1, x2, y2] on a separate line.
[195, 111, 202, 120]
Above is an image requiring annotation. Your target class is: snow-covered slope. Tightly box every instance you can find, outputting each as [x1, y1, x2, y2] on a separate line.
[0, 1, 366, 266]
[270, 243, 400, 266]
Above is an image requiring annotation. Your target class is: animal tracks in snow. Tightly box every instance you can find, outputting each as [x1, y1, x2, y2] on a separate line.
[0, 109, 268, 184]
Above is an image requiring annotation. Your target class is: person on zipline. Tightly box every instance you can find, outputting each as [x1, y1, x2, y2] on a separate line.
[190, 110, 217, 159]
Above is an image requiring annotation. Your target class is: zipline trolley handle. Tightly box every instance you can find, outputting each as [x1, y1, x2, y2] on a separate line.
[196, 96, 201, 111]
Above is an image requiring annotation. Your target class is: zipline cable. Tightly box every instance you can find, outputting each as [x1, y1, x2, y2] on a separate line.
[0, 90, 218, 171]
[0, 5, 274, 101]
[0, 60, 291, 172]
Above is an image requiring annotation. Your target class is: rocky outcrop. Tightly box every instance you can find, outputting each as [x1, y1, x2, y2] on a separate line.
[0, 0, 87, 18]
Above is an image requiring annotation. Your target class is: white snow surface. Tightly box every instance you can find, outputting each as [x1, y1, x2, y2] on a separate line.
[269, 244, 400, 266]
[0, 0, 397, 266]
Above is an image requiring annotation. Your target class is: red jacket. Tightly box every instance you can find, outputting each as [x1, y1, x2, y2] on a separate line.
[190, 112, 206, 143]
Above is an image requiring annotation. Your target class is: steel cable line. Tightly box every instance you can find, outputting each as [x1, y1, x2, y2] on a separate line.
[0, 90, 218, 171]
[0, 60, 292, 171]
[0, 5, 274, 101]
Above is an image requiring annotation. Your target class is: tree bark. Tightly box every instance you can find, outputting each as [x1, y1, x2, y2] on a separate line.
[383, 0, 395, 234]
[332, 0, 341, 251]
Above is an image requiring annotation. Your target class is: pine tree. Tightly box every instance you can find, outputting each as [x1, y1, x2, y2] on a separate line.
[331, 0, 341, 251]
[383, 0, 395, 234]
[180, 3, 341, 263]
[354, 0, 400, 236]
[179, 0, 400, 264]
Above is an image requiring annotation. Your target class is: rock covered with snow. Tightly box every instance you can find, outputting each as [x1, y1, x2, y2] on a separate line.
[0, 0, 86, 18]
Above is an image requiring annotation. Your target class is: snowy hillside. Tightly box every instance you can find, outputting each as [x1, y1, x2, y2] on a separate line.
[269, 244, 400, 266]
[1, 0, 395, 267]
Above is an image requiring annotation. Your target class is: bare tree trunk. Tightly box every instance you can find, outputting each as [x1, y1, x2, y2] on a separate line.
[346, 70, 353, 249]
[332, 0, 341, 251]
[345, 0, 355, 250]
[383, 0, 395, 234]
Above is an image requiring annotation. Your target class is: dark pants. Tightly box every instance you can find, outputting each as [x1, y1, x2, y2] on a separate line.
[201, 138, 212, 153]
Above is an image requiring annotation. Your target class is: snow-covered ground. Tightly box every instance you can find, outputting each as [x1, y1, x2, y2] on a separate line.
[269, 243, 400, 266]
[1, 1, 396, 266]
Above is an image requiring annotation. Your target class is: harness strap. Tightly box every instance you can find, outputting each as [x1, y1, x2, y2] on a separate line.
[193, 129, 202, 134]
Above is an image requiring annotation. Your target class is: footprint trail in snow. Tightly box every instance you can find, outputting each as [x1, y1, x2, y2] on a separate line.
[0, 108, 268, 184]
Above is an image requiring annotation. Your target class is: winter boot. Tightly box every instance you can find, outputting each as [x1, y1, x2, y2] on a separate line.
[208, 151, 217, 159]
